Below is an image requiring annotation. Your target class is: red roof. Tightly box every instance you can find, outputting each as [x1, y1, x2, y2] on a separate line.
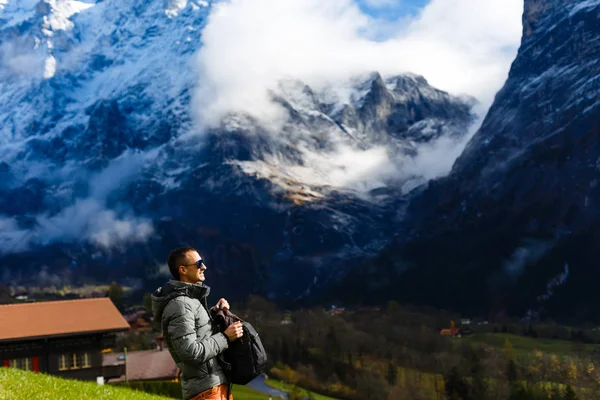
[0, 298, 130, 341]
[103, 349, 178, 382]
[440, 327, 461, 336]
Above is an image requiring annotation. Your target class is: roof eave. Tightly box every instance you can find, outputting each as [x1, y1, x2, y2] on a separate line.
[0, 326, 131, 343]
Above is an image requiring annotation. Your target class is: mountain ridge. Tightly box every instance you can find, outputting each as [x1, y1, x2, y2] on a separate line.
[0, 0, 477, 302]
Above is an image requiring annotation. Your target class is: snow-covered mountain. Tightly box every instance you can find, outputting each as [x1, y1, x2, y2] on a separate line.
[358, 0, 600, 322]
[0, 0, 475, 298]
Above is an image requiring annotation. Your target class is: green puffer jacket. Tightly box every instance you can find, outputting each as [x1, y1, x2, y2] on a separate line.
[151, 280, 230, 400]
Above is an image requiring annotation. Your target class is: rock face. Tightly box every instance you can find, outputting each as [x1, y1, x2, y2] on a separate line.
[0, 1, 475, 299]
[365, 0, 600, 322]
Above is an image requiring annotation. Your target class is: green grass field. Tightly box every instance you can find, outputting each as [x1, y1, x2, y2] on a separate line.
[232, 385, 274, 400]
[0, 368, 270, 400]
[265, 379, 338, 400]
[463, 333, 597, 356]
[0, 368, 172, 400]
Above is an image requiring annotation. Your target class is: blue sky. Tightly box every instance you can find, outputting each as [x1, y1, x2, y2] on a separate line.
[355, 0, 431, 20]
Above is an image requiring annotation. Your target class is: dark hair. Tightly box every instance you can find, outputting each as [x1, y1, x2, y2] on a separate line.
[167, 247, 197, 280]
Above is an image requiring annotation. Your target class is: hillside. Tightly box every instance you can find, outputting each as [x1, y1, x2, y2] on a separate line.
[0, 368, 267, 400]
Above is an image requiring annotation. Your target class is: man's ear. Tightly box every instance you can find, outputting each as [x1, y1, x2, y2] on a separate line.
[178, 265, 186, 276]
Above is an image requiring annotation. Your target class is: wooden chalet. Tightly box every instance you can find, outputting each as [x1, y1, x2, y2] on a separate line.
[0, 298, 130, 381]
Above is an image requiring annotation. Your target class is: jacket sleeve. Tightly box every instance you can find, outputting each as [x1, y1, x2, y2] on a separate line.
[165, 299, 229, 363]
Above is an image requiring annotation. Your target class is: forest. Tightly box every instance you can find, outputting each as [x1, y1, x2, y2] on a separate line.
[115, 293, 600, 400]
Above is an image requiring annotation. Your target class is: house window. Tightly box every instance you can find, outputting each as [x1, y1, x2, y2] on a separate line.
[7, 358, 33, 371]
[59, 354, 69, 371]
[59, 352, 92, 370]
[80, 353, 91, 368]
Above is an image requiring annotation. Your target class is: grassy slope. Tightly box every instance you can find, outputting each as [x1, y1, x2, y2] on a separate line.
[0, 369, 268, 400]
[265, 379, 338, 400]
[232, 385, 271, 400]
[0, 368, 172, 400]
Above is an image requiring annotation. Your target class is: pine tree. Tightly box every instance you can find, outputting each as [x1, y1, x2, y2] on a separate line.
[444, 367, 472, 400]
[325, 326, 341, 358]
[470, 351, 487, 400]
[507, 360, 518, 382]
[386, 359, 398, 386]
[107, 281, 125, 311]
[504, 339, 518, 382]
[564, 385, 579, 400]
[143, 293, 152, 312]
[550, 385, 562, 400]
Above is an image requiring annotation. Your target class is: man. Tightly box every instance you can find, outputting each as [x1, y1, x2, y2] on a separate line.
[152, 247, 243, 400]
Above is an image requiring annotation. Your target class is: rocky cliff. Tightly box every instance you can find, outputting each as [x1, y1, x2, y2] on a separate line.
[362, 0, 600, 322]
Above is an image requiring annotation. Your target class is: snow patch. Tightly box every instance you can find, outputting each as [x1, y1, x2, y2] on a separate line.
[0, 0, 38, 29]
[44, 0, 96, 33]
[43, 54, 56, 78]
[570, 0, 600, 16]
[536, 264, 570, 303]
[165, 0, 188, 18]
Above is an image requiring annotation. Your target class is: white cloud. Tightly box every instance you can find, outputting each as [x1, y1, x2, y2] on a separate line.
[0, 151, 156, 255]
[194, 0, 523, 127]
[89, 208, 155, 250]
[191, 0, 523, 195]
[236, 144, 397, 194]
[0, 40, 46, 78]
[0, 200, 155, 255]
[34, 199, 154, 250]
[402, 134, 471, 183]
[0, 216, 29, 254]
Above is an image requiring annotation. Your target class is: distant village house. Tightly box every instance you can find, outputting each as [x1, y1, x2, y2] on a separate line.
[103, 348, 179, 382]
[0, 298, 130, 381]
[440, 320, 462, 338]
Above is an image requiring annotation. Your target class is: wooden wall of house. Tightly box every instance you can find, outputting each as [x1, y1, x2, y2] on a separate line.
[1, 332, 118, 381]
[0, 339, 45, 372]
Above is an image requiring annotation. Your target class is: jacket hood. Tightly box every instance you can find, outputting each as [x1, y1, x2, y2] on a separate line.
[151, 280, 211, 324]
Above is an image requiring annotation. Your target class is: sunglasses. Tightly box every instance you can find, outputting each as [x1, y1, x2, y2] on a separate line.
[182, 259, 205, 268]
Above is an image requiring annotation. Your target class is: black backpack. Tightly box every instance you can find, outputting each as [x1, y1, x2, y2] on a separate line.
[211, 308, 268, 385]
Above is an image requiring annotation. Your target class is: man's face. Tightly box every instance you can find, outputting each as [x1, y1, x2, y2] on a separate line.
[179, 251, 206, 284]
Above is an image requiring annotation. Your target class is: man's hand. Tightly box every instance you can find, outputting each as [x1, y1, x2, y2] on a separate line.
[214, 298, 230, 311]
[224, 321, 244, 342]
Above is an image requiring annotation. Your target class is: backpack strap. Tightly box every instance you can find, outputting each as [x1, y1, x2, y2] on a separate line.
[226, 381, 233, 400]
[210, 308, 243, 381]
